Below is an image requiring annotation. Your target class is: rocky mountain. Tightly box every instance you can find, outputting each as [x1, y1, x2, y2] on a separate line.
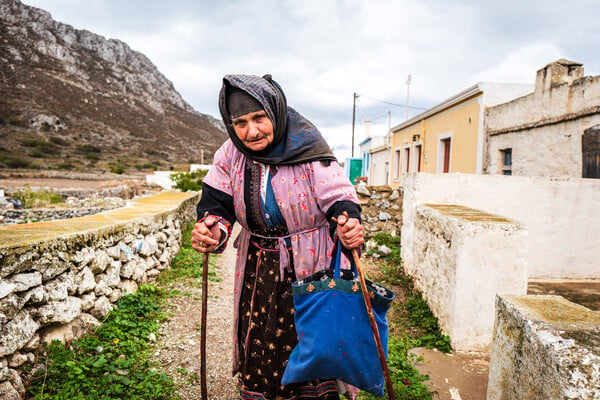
[0, 0, 226, 173]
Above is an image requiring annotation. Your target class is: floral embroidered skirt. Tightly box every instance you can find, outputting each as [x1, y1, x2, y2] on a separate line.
[236, 235, 340, 400]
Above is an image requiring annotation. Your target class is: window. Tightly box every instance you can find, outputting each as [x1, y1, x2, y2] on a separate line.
[413, 144, 422, 172]
[501, 149, 512, 175]
[403, 146, 411, 173]
[393, 149, 401, 181]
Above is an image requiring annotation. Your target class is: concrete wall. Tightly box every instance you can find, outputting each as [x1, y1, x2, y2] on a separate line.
[0, 192, 198, 398]
[401, 173, 600, 279]
[412, 204, 527, 351]
[146, 171, 176, 189]
[487, 294, 600, 399]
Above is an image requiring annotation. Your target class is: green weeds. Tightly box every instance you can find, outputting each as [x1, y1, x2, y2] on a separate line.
[24, 223, 218, 399]
[25, 285, 176, 400]
[359, 232, 451, 399]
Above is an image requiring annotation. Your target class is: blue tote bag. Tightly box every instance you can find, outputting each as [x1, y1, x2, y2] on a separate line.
[281, 241, 395, 396]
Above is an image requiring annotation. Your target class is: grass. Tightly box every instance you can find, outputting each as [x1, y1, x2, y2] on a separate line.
[24, 222, 219, 399]
[358, 232, 452, 399]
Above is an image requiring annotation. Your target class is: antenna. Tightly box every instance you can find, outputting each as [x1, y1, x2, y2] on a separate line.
[351, 92, 358, 157]
[406, 74, 412, 120]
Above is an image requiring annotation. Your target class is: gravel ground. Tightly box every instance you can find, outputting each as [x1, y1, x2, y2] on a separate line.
[154, 227, 239, 399]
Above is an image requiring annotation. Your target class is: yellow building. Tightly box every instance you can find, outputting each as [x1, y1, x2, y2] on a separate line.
[390, 83, 532, 188]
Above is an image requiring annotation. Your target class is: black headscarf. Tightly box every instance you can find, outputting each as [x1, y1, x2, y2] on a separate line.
[219, 74, 336, 165]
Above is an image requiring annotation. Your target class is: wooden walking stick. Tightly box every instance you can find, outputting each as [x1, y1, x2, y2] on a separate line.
[351, 248, 396, 400]
[334, 211, 395, 399]
[200, 250, 209, 400]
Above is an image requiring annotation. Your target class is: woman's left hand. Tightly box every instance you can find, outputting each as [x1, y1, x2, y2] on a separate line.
[333, 213, 364, 249]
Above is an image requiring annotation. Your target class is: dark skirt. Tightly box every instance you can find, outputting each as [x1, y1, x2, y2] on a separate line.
[236, 234, 340, 400]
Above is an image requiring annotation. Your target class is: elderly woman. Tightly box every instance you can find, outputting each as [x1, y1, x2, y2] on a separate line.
[191, 74, 363, 400]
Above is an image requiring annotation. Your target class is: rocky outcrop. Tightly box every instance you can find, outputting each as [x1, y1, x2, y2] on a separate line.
[0, 0, 226, 171]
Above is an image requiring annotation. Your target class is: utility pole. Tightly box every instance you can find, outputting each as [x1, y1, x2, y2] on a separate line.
[406, 74, 412, 120]
[351, 92, 358, 157]
[387, 110, 391, 145]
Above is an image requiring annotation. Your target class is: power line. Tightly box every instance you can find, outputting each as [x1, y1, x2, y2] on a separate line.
[358, 93, 428, 111]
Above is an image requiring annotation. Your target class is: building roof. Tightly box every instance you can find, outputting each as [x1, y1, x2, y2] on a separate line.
[358, 137, 372, 146]
[391, 82, 533, 133]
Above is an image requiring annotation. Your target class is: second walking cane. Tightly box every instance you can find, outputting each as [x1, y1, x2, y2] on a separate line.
[351, 247, 396, 400]
[200, 250, 209, 400]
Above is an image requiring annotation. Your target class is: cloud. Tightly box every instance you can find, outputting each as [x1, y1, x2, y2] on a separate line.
[21, 0, 600, 160]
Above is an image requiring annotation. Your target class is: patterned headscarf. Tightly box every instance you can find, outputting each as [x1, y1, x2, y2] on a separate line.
[219, 74, 336, 165]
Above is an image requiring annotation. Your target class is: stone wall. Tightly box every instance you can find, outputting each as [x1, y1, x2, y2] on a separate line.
[411, 204, 527, 351]
[0, 205, 118, 225]
[355, 183, 402, 239]
[0, 191, 199, 398]
[487, 295, 600, 399]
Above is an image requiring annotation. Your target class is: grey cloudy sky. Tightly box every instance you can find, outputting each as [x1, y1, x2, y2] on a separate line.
[22, 0, 600, 160]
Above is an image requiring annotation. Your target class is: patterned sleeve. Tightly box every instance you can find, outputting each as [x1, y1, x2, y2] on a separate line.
[203, 141, 234, 197]
[196, 142, 236, 253]
[310, 160, 360, 216]
[310, 160, 362, 249]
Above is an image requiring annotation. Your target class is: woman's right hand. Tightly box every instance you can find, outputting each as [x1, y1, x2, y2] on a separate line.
[191, 215, 221, 253]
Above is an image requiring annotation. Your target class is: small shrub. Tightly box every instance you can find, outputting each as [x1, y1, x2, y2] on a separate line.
[29, 148, 43, 158]
[3, 156, 30, 168]
[57, 162, 76, 170]
[13, 185, 64, 208]
[38, 141, 60, 154]
[77, 144, 102, 153]
[49, 136, 70, 146]
[111, 166, 125, 174]
[21, 138, 43, 147]
[134, 162, 156, 171]
[86, 153, 99, 161]
[171, 170, 207, 192]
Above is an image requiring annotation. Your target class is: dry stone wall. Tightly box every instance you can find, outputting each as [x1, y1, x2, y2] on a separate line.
[0, 192, 198, 398]
[356, 183, 403, 239]
[0, 205, 118, 225]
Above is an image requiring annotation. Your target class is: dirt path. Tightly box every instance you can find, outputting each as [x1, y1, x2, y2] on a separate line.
[154, 227, 239, 399]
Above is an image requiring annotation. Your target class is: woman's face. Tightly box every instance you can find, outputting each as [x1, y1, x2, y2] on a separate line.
[232, 110, 274, 151]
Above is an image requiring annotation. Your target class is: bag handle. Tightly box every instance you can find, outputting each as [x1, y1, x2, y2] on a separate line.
[331, 239, 358, 279]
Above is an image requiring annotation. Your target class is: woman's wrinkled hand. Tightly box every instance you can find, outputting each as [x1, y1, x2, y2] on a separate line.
[332, 212, 364, 249]
[191, 215, 222, 253]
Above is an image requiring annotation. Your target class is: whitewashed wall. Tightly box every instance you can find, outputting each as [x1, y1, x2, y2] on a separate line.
[412, 204, 527, 351]
[487, 295, 600, 400]
[369, 149, 390, 186]
[401, 173, 600, 279]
